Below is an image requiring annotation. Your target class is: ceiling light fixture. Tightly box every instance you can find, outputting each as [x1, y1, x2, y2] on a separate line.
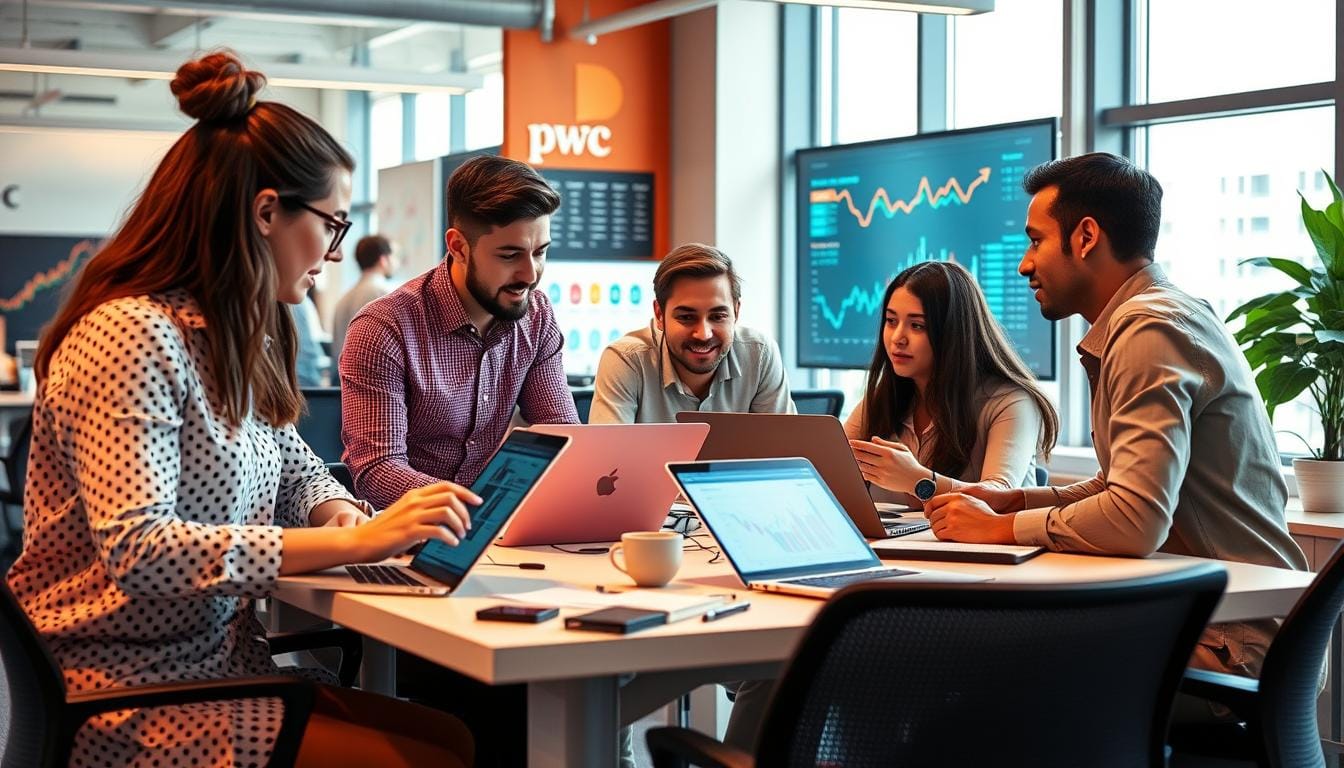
[569, 0, 991, 41]
[0, 47, 484, 95]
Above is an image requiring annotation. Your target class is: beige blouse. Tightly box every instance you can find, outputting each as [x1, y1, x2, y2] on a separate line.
[7, 291, 353, 766]
[844, 379, 1044, 505]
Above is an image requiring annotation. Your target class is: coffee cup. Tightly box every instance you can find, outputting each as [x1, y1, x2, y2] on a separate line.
[608, 531, 682, 587]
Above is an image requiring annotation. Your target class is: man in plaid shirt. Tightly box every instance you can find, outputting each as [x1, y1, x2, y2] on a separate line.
[339, 155, 579, 510]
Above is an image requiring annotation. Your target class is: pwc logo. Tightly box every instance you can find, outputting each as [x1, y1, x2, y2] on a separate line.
[527, 63, 623, 165]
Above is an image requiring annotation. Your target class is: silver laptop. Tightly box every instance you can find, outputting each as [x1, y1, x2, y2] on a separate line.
[676, 412, 930, 539]
[278, 430, 569, 596]
[666, 457, 985, 599]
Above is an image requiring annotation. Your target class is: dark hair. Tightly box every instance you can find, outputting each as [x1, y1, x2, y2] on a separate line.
[1022, 152, 1163, 262]
[653, 243, 742, 308]
[37, 50, 354, 427]
[861, 261, 1058, 477]
[355, 234, 393, 270]
[445, 156, 561, 246]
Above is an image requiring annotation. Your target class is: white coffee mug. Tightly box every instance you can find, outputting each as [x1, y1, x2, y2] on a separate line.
[608, 531, 682, 587]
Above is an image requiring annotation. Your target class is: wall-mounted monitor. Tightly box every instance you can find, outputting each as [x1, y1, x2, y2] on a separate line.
[795, 118, 1057, 378]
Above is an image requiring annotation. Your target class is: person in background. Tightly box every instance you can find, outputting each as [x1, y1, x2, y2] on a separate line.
[291, 286, 330, 386]
[331, 234, 397, 362]
[847, 260, 1057, 506]
[7, 51, 479, 768]
[924, 152, 1308, 719]
[589, 243, 795, 424]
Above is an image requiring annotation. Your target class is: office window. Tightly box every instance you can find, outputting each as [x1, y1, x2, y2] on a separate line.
[1143, 106, 1335, 455]
[1144, 0, 1334, 103]
[465, 71, 504, 150]
[949, 0, 1062, 129]
[415, 93, 452, 161]
[369, 93, 404, 172]
[833, 8, 918, 144]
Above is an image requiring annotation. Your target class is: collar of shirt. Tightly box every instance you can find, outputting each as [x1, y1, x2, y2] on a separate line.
[1077, 262, 1166, 362]
[652, 319, 739, 398]
[427, 260, 484, 338]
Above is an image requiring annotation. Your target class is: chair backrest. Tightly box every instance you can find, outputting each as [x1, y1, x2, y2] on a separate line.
[792, 389, 844, 418]
[756, 563, 1227, 768]
[1034, 465, 1049, 487]
[296, 387, 343, 463]
[0, 576, 67, 768]
[1256, 540, 1344, 768]
[324, 462, 356, 496]
[571, 389, 594, 424]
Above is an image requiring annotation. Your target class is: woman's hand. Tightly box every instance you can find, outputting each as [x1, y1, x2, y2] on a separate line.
[849, 436, 927, 492]
[350, 482, 483, 563]
[321, 509, 370, 528]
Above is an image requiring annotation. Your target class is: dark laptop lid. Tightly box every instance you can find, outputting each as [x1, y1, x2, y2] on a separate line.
[667, 457, 880, 584]
[409, 430, 568, 589]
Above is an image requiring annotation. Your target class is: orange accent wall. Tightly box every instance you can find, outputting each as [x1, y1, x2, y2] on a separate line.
[503, 0, 671, 259]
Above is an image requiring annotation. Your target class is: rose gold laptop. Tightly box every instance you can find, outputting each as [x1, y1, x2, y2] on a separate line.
[495, 423, 710, 546]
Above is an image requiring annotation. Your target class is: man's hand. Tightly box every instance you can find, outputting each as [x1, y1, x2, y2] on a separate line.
[924, 492, 1017, 544]
[958, 483, 1027, 514]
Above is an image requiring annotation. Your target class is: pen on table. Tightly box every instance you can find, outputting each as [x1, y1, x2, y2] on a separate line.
[702, 601, 751, 622]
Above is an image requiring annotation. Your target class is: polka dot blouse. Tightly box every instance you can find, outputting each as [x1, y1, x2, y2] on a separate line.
[7, 291, 354, 766]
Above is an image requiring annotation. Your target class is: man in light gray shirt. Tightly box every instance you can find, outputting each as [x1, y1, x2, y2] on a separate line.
[331, 234, 398, 363]
[589, 243, 795, 424]
[925, 153, 1307, 696]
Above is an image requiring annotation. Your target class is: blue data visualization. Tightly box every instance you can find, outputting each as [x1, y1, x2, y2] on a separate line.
[796, 119, 1057, 377]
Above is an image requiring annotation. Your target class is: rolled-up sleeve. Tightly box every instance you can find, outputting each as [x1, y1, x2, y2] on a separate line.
[53, 304, 283, 598]
[1013, 316, 1201, 555]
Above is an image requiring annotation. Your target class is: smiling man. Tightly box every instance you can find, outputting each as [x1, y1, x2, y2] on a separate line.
[589, 243, 794, 424]
[339, 156, 578, 508]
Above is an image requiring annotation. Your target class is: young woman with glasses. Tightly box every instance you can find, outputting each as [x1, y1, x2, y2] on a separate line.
[9, 51, 478, 767]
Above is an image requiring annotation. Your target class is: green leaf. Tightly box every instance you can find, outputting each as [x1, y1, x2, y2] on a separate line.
[1225, 291, 1298, 323]
[1256, 364, 1318, 420]
[1237, 303, 1307, 341]
[1325, 309, 1344, 329]
[1243, 332, 1298, 370]
[1241, 255, 1317, 287]
[1327, 170, 1344, 205]
[1302, 194, 1344, 279]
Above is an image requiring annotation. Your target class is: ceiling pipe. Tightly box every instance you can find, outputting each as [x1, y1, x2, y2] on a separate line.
[29, 0, 545, 29]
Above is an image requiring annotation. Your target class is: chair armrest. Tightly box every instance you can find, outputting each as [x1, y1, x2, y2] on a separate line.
[645, 726, 754, 768]
[268, 627, 364, 687]
[63, 676, 316, 768]
[1180, 667, 1260, 719]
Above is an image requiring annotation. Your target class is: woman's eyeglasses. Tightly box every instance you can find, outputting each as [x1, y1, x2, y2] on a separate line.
[285, 198, 351, 255]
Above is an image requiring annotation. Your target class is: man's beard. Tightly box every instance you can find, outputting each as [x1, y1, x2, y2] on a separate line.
[467, 259, 536, 322]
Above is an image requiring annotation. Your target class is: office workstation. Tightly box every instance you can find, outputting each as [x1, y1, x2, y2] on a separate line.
[1, 1, 1342, 767]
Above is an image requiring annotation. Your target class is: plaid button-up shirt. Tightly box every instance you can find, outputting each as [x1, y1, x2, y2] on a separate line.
[339, 261, 578, 507]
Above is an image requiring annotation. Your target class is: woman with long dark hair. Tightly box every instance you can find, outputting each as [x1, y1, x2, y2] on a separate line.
[848, 261, 1058, 505]
[9, 51, 477, 767]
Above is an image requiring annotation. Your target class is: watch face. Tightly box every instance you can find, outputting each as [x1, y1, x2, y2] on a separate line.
[914, 478, 936, 501]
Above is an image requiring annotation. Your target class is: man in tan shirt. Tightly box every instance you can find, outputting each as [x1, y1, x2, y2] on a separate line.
[925, 153, 1307, 695]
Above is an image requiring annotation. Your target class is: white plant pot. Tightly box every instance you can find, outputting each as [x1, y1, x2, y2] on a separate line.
[1294, 458, 1344, 514]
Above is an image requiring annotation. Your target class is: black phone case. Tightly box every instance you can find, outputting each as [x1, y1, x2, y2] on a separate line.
[564, 606, 667, 634]
[476, 605, 559, 623]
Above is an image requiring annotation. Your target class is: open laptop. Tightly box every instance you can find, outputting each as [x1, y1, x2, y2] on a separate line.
[278, 430, 569, 596]
[495, 422, 710, 546]
[676, 412, 930, 539]
[666, 457, 985, 599]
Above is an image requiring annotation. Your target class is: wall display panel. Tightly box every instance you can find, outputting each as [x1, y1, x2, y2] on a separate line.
[795, 118, 1057, 377]
[0, 234, 100, 355]
[539, 169, 655, 260]
[540, 259, 660, 376]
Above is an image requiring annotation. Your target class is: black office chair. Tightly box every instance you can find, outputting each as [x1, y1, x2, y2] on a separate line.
[648, 563, 1227, 768]
[1034, 465, 1049, 486]
[1170, 540, 1344, 768]
[0, 412, 32, 556]
[297, 387, 343, 463]
[0, 576, 326, 767]
[324, 461, 356, 496]
[790, 388, 844, 418]
[572, 388, 595, 424]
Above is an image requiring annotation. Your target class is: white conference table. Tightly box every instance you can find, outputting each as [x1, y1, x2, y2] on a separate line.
[274, 535, 1313, 767]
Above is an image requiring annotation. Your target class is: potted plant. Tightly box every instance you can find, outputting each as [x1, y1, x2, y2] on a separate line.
[1227, 171, 1344, 512]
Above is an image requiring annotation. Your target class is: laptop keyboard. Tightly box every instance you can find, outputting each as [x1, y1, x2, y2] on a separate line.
[782, 568, 916, 590]
[347, 564, 422, 587]
[885, 519, 931, 537]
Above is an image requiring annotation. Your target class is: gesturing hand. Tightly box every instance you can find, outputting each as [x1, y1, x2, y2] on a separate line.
[351, 482, 483, 562]
[849, 436, 926, 492]
[924, 492, 1016, 544]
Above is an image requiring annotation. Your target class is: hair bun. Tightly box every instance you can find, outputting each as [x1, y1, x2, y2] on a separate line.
[172, 51, 266, 124]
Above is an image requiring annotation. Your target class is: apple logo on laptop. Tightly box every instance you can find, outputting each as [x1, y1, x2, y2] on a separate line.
[596, 469, 619, 496]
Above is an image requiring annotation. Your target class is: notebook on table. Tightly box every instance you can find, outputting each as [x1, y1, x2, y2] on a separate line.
[666, 457, 986, 600]
[277, 429, 569, 596]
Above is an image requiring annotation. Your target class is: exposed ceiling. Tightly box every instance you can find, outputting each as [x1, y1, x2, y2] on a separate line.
[0, 0, 511, 125]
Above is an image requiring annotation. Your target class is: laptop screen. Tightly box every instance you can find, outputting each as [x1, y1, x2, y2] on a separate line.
[411, 430, 567, 587]
[670, 458, 880, 583]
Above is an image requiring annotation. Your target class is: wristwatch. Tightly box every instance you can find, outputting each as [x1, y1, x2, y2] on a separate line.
[913, 470, 937, 502]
